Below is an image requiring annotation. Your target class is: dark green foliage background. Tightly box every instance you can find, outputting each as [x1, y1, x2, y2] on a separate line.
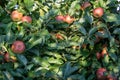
[0, 0, 120, 80]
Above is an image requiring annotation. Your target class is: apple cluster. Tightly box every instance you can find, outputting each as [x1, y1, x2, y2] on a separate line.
[55, 15, 74, 24]
[96, 68, 117, 80]
[11, 10, 32, 23]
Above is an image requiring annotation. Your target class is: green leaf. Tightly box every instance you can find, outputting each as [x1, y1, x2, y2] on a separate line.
[95, 31, 108, 38]
[47, 43, 65, 50]
[16, 54, 28, 66]
[103, 55, 109, 64]
[3, 71, 14, 80]
[84, 12, 93, 24]
[68, 74, 85, 80]
[103, 13, 120, 25]
[109, 53, 117, 62]
[26, 64, 34, 71]
[10, 70, 23, 77]
[28, 48, 40, 56]
[113, 28, 120, 34]
[79, 26, 87, 35]
[68, 1, 79, 15]
[62, 62, 79, 79]
[89, 27, 97, 36]
[109, 37, 115, 47]
[24, 0, 34, 11]
[48, 57, 63, 64]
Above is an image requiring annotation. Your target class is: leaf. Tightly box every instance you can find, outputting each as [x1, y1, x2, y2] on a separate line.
[103, 13, 120, 25]
[79, 26, 87, 35]
[62, 62, 79, 79]
[45, 71, 58, 79]
[28, 48, 40, 56]
[10, 70, 23, 77]
[48, 57, 63, 64]
[68, 1, 79, 15]
[24, 0, 34, 11]
[113, 28, 120, 34]
[109, 53, 118, 62]
[98, 0, 106, 8]
[30, 38, 43, 48]
[68, 74, 85, 80]
[47, 43, 65, 50]
[16, 54, 28, 66]
[109, 37, 115, 47]
[84, 12, 93, 24]
[89, 27, 97, 36]
[95, 31, 108, 38]
[103, 55, 109, 64]
[3, 71, 14, 80]
[26, 64, 34, 71]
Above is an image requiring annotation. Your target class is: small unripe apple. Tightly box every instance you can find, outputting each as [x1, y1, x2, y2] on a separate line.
[55, 15, 65, 21]
[11, 40, 25, 54]
[11, 10, 23, 21]
[93, 7, 104, 18]
[22, 16, 32, 23]
[64, 15, 74, 24]
[81, 1, 91, 10]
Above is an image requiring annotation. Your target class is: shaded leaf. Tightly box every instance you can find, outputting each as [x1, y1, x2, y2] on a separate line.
[16, 54, 28, 66]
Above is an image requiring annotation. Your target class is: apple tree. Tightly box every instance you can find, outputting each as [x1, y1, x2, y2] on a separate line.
[0, 0, 120, 80]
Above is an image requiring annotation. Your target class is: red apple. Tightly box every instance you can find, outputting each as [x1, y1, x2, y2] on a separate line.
[64, 15, 74, 24]
[55, 15, 65, 21]
[96, 68, 107, 79]
[55, 33, 64, 40]
[11, 40, 25, 54]
[106, 75, 117, 80]
[4, 52, 10, 62]
[96, 52, 101, 60]
[81, 1, 91, 10]
[93, 7, 104, 18]
[11, 10, 23, 21]
[22, 16, 32, 23]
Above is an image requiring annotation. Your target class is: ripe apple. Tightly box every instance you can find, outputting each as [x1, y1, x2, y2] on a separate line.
[11, 10, 23, 21]
[106, 75, 117, 80]
[55, 33, 64, 40]
[93, 7, 104, 18]
[96, 52, 101, 60]
[101, 47, 108, 57]
[11, 40, 25, 54]
[22, 16, 32, 23]
[96, 68, 107, 79]
[64, 15, 74, 24]
[55, 15, 65, 22]
[81, 1, 91, 10]
[4, 52, 10, 62]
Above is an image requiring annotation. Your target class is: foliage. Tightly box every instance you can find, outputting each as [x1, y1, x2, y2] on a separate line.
[0, 0, 120, 80]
